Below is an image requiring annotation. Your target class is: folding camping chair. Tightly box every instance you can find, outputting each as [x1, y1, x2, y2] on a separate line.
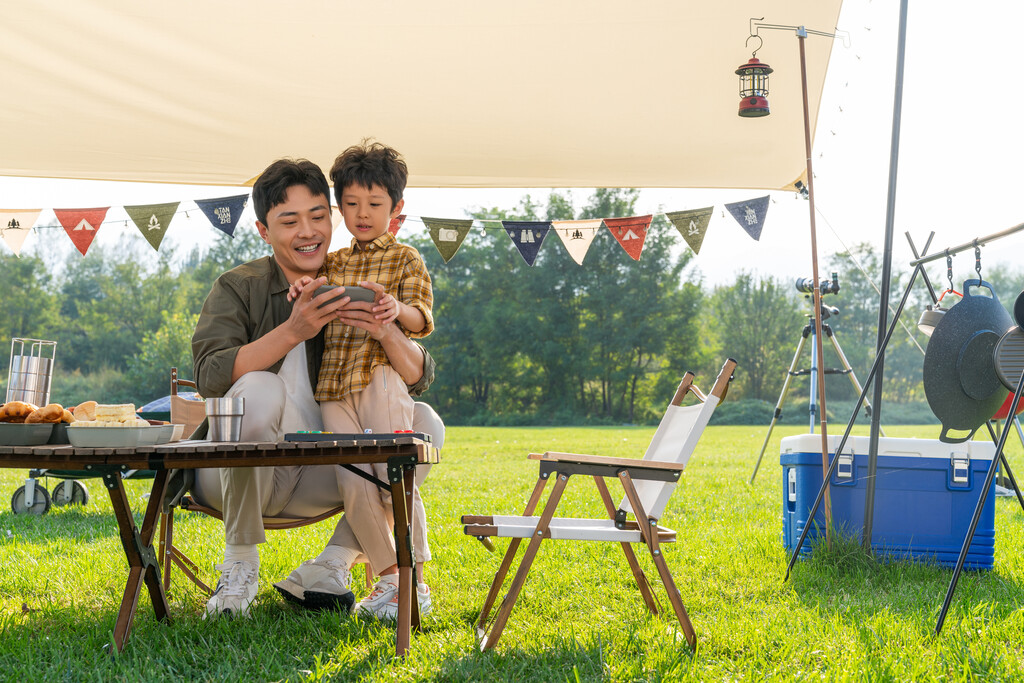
[158, 367, 443, 595]
[462, 358, 737, 650]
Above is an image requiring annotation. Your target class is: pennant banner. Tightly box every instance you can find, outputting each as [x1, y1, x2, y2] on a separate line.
[0, 209, 41, 256]
[388, 214, 407, 236]
[502, 221, 551, 266]
[666, 206, 713, 255]
[125, 202, 179, 251]
[725, 195, 770, 241]
[195, 194, 248, 237]
[551, 219, 602, 265]
[54, 207, 110, 256]
[604, 215, 652, 261]
[422, 217, 473, 263]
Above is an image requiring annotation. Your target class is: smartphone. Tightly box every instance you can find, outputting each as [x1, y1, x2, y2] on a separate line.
[314, 285, 376, 307]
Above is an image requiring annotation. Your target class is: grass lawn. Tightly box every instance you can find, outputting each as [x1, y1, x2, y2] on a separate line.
[0, 424, 1022, 681]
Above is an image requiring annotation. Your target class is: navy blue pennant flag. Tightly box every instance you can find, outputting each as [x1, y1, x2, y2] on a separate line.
[724, 195, 770, 241]
[502, 221, 551, 266]
[195, 194, 249, 237]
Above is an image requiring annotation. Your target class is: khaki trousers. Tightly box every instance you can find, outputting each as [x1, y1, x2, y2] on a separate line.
[192, 369, 435, 573]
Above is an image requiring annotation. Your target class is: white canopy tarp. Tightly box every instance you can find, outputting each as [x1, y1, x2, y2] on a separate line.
[1, 1, 841, 189]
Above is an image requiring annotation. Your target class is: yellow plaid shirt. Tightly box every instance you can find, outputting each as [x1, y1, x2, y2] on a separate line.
[315, 231, 434, 401]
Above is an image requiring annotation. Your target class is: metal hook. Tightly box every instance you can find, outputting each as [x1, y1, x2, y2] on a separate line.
[746, 17, 765, 56]
[974, 240, 982, 277]
[946, 250, 955, 291]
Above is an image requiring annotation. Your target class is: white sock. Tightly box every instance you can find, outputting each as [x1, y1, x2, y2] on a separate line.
[224, 543, 259, 567]
[316, 544, 361, 569]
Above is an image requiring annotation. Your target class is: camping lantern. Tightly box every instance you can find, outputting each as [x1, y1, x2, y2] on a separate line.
[736, 57, 772, 117]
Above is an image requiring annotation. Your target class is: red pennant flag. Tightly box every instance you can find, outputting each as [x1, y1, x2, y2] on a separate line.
[54, 207, 110, 256]
[603, 215, 652, 261]
[388, 214, 407, 236]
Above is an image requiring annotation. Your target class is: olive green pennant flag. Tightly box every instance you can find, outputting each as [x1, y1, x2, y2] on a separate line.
[125, 202, 179, 251]
[422, 217, 473, 263]
[665, 207, 713, 255]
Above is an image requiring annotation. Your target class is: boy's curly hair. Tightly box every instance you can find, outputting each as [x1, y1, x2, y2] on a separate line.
[329, 140, 408, 210]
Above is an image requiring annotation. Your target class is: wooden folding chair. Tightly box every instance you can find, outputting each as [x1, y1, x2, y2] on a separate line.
[462, 358, 737, 650]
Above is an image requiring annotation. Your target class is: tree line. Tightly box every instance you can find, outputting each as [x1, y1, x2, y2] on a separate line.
[3, 189, 1021, 425]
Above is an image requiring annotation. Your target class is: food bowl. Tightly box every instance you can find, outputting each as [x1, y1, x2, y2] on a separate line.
[0, 422, 55, 446]
[66, 425, 151, 448]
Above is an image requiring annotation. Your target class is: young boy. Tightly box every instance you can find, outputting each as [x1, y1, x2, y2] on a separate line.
[286, 141, 434, 618]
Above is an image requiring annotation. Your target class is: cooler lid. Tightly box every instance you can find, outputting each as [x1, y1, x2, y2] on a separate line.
[779, 434, 995, 460]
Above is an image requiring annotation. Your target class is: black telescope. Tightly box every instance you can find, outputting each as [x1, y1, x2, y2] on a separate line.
[795, 272, 840, 296]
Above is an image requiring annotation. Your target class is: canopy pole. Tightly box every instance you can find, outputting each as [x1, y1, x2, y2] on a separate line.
[865, 0, 910, 550]
[798, 28, 833, 541]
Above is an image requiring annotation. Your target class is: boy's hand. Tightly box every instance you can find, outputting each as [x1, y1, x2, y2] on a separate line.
[287, 275, 317, 303]
[359, 280, 399, 324]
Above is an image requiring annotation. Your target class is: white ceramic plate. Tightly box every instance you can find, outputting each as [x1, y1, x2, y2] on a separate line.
[67, 425, 154, 448]
[0, 422, 55, 446]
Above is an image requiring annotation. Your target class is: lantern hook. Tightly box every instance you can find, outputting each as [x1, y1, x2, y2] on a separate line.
[746, 17, 765, 57]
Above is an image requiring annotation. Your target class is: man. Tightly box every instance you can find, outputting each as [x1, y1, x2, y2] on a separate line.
[190, 158, 436, 618]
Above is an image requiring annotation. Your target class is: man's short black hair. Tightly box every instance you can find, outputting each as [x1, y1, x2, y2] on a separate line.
[329, 141, 408, 210]
[252, 158, 330, 225]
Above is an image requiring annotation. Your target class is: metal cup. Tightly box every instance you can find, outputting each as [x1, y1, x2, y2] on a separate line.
[206, 397, 245, 442]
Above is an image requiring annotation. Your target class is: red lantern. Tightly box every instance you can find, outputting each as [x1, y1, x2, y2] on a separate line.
[736, 57, 772, 117]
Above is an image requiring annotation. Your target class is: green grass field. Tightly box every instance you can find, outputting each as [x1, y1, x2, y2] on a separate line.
[1, 424, 1023, 681]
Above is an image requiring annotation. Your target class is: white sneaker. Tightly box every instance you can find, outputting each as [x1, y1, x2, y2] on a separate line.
[205, 560, 258, 619]
[356, 577, 432, 620]
[273, 558, 354, 611]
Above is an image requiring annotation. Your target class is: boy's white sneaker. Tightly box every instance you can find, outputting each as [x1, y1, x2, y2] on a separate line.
[205, 560, 258, 619]
[356, 576, 432, 620]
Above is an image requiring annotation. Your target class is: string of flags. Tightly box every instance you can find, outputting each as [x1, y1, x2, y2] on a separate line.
[0, 193, 772, 265]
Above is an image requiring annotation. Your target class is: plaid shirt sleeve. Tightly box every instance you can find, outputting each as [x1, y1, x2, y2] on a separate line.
[396, 246, 434, 338]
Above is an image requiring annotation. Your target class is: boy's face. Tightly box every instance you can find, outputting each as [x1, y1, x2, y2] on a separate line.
[255, 184, 333, 282]
[339, 183, 404, 243]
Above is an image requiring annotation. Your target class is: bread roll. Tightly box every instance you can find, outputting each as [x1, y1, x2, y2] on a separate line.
[26, 403, 64, 424]
[0, 401, 38, 423]
[61, 409, 75, 423]
[73, 400, 98, 421]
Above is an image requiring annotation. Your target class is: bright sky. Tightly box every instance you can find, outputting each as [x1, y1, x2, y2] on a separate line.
[3, 0, 1022, 293]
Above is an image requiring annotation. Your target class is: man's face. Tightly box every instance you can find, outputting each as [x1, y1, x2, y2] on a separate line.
[256, 184, 333, 282]
[339, 183, 404, 243]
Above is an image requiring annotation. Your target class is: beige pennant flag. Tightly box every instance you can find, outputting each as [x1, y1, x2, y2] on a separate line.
[551, 219, 602, 265]
[331, 206, 344, 230]
[0, 209, 41, 256]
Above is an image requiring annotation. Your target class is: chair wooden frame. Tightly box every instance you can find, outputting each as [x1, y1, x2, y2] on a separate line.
[462, 359, 737, 650]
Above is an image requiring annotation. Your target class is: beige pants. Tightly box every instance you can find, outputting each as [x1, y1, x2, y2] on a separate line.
[192, 369, 436, 573]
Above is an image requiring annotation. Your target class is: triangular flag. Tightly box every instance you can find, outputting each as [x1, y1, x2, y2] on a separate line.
[331, 206, 344, 229]
[665, 207, 713, 255]
[551, 219, 602, 265]
[0, 210, 41, 256]
[125, 202, 179, 251]
[54, 207, 110, 256]
[604, 215, 652, 261]
[725, 196, 770, 241]
[422, 217, 473, 263]
[388, 214, 407, 236]
[195, 194, 248, 237]
[502, 221, 551, 266]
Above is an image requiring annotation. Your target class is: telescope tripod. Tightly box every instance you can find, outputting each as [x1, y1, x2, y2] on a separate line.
[749, 315, 877, 484]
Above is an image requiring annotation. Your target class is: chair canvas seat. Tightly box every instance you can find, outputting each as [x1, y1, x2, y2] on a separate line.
[479, 515, 676, 543]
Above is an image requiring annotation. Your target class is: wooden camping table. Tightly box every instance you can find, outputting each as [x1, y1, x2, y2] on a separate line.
[0, 436, 438, 656]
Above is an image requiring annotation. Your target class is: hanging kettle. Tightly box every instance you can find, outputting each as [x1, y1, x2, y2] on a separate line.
[922, 279, 1013, 443]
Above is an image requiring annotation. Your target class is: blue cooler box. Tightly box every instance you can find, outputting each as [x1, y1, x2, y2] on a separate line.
[781, 434, 996, 569]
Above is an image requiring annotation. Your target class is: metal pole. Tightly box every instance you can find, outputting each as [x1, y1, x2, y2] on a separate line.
[910, 221, 1024, 267]
[798, 28, 832, 539]
[865, 0, 910, 550]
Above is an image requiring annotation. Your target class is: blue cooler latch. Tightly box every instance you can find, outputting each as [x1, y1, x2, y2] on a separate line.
[949, 451, 971, 490]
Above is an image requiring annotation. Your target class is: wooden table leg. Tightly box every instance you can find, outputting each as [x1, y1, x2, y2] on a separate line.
[388, 458, 416, 657]
[105, 470, 171, 653]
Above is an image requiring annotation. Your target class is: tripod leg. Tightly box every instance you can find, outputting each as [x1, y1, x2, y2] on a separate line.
[750, 332, 810, 484]
[826, 331, 885, 437]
